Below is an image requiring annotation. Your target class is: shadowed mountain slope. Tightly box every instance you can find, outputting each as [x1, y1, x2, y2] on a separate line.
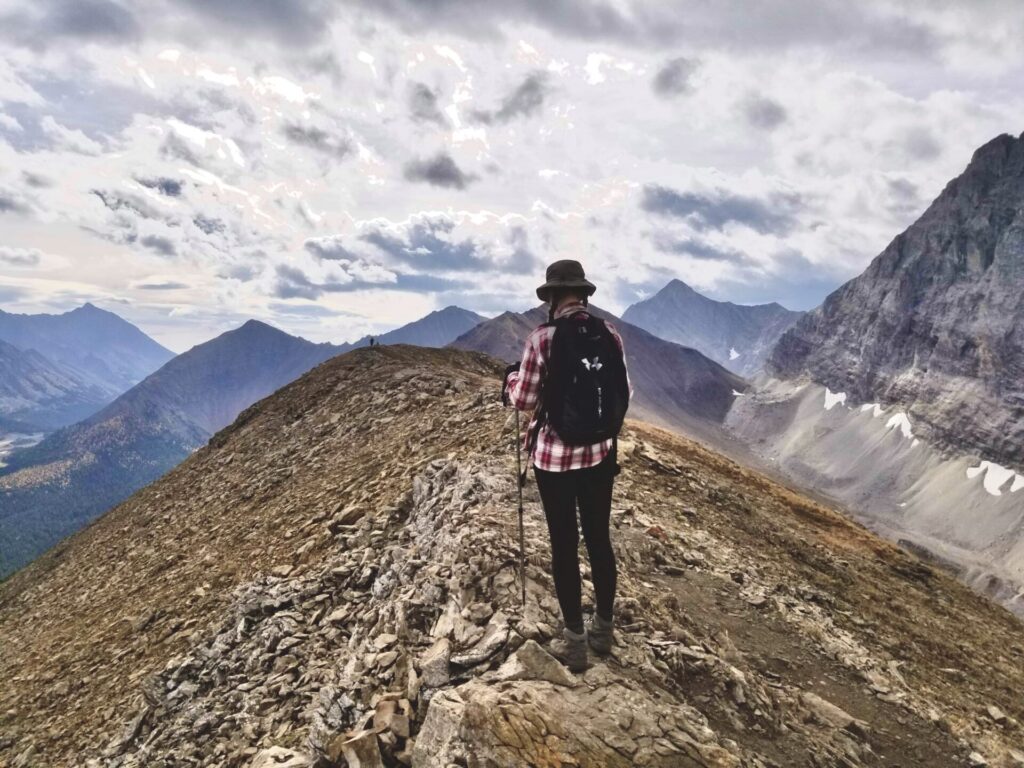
[0, 338, 109, 432]
[0, 345, 1022, 766]
[449, 305, 748, 435]
[0, 303, 173, 397]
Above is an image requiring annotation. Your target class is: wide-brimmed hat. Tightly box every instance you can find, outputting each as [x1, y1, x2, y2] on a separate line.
[535, 259, 597, 302]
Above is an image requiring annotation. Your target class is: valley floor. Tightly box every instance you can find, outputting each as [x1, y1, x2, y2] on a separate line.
[1, 346, 1022, 767]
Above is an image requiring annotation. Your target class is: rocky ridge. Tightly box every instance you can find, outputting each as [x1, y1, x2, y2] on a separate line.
[1, 346, 1023, 767]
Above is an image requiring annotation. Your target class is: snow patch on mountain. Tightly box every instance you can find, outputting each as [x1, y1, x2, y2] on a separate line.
[823, 388, 847, 410]
[966, 461, 1023, 497]
[885, 412, 915, 442]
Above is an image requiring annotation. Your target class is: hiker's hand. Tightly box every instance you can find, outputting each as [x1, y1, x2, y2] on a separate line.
[501, 362, 520, 406]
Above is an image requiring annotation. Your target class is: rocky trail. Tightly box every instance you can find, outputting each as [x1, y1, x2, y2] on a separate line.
[1, 346, 1023, 767]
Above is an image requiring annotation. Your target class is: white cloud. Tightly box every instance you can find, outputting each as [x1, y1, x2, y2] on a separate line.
[0, 114, 22, 131]
[0, 3, 1021, 347]
[40, 116, 103, 155]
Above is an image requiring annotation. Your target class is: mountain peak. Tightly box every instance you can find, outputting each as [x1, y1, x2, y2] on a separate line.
[664, 278, 698, 294]
[967, 131, 1023, 166]
[238, 318, 274, 331]
[622, 280, 803, 376]
[0, 302, 173, 404]
[232, 319, 295, 340]
[69, 301, 113, 318]
[353, 306, 484, 349]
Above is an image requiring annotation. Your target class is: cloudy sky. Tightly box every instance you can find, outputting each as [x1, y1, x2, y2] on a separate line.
[0, 0, 1022, 350]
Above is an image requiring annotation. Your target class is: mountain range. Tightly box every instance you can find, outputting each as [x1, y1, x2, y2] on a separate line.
[343, 305, 484, 350]
[0, 321, 343, 577]
[622, 279, 803, 376]
[4, 130, 1024, 766]
[450, 305, 747, 436]
[0, 338, 110, 433]
[5, 132, 1024, 620]
[0, 306, 487, 578]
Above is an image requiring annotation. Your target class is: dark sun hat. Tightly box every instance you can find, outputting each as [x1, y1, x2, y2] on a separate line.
[535, 259, 597, 302]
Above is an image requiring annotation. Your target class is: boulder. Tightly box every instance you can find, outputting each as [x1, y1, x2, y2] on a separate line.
[450, 610, 509, 667]
[800, 692, 866, 733]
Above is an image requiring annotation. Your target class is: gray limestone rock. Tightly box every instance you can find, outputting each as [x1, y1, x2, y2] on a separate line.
[418, 637, 451, 689]
[770, 132, 1024, 468]
[493, 639, 578, 687]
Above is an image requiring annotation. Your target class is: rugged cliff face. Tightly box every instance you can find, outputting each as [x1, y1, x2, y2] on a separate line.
[1, 346, 1023, 767]
[770, 132, 1024, 468]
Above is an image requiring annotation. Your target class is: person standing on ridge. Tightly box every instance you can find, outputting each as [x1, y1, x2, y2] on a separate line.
[502, 260, 631, 672]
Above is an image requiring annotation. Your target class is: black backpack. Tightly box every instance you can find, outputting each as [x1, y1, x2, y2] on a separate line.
[540, 312, 629, 445]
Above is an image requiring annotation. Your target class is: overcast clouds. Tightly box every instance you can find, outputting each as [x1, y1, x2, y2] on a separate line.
[0, 0, 1022, 350]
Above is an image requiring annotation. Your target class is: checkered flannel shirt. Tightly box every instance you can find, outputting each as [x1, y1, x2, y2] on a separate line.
[506, 302, 630, 471]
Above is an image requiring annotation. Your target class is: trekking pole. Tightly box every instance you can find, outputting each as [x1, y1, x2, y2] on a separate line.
[514, 409, 527, 609]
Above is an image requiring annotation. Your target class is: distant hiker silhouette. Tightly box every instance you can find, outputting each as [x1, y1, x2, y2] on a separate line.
[502, 259, 631, 671]
[369, 337, 375, 347]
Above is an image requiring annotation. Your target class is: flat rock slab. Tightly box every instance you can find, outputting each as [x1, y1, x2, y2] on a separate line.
[411, 677, 740, 768]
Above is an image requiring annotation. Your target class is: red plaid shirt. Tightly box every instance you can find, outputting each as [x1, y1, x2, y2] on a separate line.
[506, 302, 630, 471]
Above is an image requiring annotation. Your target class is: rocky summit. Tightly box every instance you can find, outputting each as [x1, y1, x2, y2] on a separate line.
[1, 346, 1023, 767]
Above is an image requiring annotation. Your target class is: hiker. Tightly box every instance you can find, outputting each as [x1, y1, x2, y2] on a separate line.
[369, 337, 375, 347]
[501, 260, 631, 671]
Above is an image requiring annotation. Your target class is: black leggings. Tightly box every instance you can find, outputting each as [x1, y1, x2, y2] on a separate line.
[534, 457, 617, 633]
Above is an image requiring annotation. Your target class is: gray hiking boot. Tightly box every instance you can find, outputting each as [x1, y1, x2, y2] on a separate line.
[549, 627, 588, 672]
[587, 614, 614, 656]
